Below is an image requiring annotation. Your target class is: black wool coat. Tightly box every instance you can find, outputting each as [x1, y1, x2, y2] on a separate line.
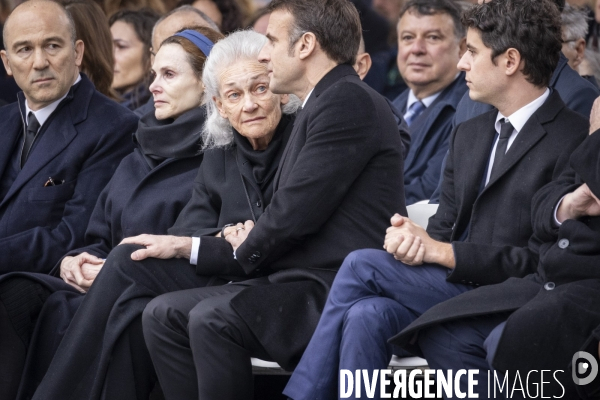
[429, 90, 588, 288]
[391, 131, 600, 398]
[0, 74, 137, 274]
[5, 144, 203, 399]
[189, 64, 407, 369]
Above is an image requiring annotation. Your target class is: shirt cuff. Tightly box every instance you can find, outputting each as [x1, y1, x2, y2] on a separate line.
[553, 195, 567, 227]
[190, 237, 200, 265]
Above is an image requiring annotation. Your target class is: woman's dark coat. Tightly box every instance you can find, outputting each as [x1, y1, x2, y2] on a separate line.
[390, 131, 600, 398]
[6, 117, 204, 399]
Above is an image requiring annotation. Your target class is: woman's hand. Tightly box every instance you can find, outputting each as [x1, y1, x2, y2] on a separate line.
[225, 221, 254, 252]
[60, 252, 105, 293]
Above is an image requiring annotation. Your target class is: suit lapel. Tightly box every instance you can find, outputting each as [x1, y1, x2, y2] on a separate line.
[0, 110, 78, 208]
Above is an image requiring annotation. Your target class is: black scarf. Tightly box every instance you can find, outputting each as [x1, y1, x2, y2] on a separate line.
[135, 106, 205, 166]
[233, 113, 293, 190]
[571, 131, 600, 199]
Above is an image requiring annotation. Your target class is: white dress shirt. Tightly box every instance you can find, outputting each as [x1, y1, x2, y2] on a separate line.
[485, 88, 550, 185]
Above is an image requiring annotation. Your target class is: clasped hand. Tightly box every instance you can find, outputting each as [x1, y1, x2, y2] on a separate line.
[383, 214, 428, 265]
[223, 220, 254, 251]
[60, 252, 104, 293]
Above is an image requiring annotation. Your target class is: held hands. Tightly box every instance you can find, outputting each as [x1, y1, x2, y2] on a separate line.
[119, 234, 192, 261]
[60, 252, 105, 293]
[224, 220, 254, 252]
[557, 183, 600, 223]
[383, 214, 455, 268]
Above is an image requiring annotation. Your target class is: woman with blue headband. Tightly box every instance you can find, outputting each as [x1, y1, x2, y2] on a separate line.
[27, 30, 300, 400]
[0, 26, 224, 400]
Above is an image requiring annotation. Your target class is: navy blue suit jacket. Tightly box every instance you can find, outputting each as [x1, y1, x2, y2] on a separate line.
[393, 72, 467, 204]
[0, 75, 137, 273]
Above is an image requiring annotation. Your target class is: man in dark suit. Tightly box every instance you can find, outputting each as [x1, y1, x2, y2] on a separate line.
[392, 0, 467, 204]
[392, 120, 600, 399]
[0, 0, 136, 275]
[285, 1, 589, 398]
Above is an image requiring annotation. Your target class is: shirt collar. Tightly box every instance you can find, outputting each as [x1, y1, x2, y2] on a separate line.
[495, 88, 550, 134]
[25, 74, 81, 127]
[301, 88, 314, 108]
[406, 90, 441, 113]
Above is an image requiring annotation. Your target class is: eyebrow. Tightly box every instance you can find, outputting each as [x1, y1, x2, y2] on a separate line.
[222, 74, 267, 87]
[466, 43, 477, 52]
[399, 28, 444, 36]
[265, 33, 277, 42]
[12, 36, 66, 50]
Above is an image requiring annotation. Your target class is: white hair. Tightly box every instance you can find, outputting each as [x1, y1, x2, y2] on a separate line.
[561, 4, 589, 48]
[202, 29, 301, 148]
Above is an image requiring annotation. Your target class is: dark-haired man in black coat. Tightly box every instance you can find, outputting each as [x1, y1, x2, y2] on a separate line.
[286, 1, 589, 398]
[392, 122, 600, 399]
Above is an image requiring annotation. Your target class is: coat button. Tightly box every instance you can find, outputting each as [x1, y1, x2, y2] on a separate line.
[253, 251, 261, 258]
[558, 239, 569, 249]
[256, 201, 261, 208]
[544, 282, 556, 291]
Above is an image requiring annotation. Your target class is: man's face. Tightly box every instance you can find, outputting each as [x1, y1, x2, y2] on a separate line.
[258, 10, 303, 96]
[458, 28, 504, 105]
[1, 2, 82, 111]
[151, 12, 215, 59]
[396, 11, 463, 95]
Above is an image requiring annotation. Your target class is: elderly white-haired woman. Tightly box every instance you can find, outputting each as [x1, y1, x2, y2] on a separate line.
[29, 29, 299, 400]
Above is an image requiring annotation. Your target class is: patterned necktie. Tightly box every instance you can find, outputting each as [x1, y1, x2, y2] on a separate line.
[489, 118, 514, 179]
[404, 101, 426, 127]
[21, 112, 40, 168]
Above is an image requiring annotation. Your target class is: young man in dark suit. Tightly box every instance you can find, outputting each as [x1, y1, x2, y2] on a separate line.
[285, 1, 589, 398]
[392, 116, 600, 398]
[0, 0, 136, 275]
[392, 0, 467, 204]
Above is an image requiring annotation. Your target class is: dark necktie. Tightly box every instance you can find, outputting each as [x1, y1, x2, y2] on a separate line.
[21, 112, 40, 168]
[489, 118, 514, 180]
[404, 101, 426, 127]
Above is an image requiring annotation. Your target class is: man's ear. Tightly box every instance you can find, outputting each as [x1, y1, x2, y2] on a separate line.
[74, 40, 84, 68]
[297, 32, 317, 61]
[1, 50, 12, 76]
[353, 53, 372, 80]
[279, 93, 289, 105]
[574, 38, 586, 70]
[504, 47, 522, 77]
[214, 96, 228, 118]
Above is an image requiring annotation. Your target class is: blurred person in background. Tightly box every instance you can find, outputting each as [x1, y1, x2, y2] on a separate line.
[580, 48, 600, 86]
[103, 0, 167, 16]
[134, 4, 219, 116]
[61, 0, 119, 100]
[110, 8, 159, 110]
[561, 4, 588, 70]
[176, 0, 243, 33]
[246, 5, 269, 33]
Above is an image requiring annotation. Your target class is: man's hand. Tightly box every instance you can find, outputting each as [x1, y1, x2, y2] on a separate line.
[589, 96, 600, 135]
[225, 220, 254, 252]
[60, 252, 105, 293]
[557, 183, 600, 223]
[119, 234, 192, 261]
[384, 214, 455, 268]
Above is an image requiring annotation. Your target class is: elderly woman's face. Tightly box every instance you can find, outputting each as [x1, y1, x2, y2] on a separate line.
[215, 60, 288, 150]
[149, 43, 204, 120]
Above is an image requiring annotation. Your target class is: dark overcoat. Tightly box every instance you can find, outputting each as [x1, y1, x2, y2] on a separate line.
[391, 131, 600, 398]
[0, 75, 137, 273]
[428, 90, 588, 289]
[191, 64, 407, 369]
[6, 146, 203, 399]
[393, 72, 467, 204]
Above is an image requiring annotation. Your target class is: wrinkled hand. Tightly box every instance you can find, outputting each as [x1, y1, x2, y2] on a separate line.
[225, 220, 254, 252]
[119, 234, 192, 261]
[557, 183, 600, 222]
[384, 215, 426, 265]
[590, 96, 600, 135]
[60, 252, 105, 293]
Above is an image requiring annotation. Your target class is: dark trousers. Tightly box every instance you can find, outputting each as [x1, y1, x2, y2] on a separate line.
[32, 244, 215, 400]
[419, 316, 508, 399]
[143, 280, 272, 400]
[284, 249, 472, 400]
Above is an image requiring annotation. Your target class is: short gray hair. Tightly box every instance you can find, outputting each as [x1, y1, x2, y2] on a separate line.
[561, 4, 589, 48]
[152, 5, 220, 41]
[202, 29, 301, 148]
